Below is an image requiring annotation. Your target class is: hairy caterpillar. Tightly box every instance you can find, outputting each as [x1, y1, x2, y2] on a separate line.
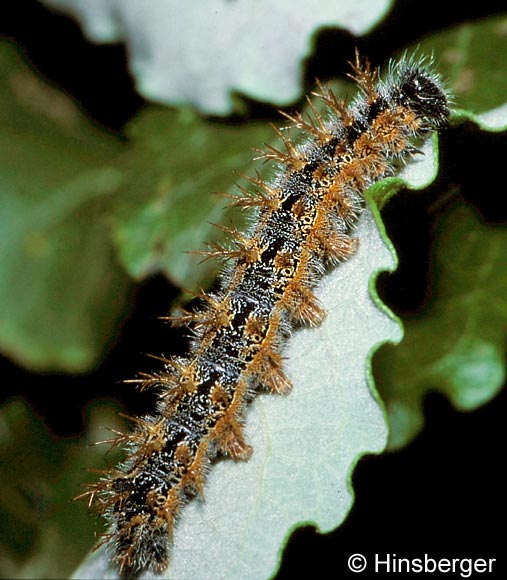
[79, 52, 450, 577]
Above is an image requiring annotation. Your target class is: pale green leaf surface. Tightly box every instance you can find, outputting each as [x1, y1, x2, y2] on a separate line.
[41, 0, 393, 113]
[371, 135, 441, 211]
[74, 205, 398, 580]
[0, 42, 131, 371]
[463, 101, 507, 131]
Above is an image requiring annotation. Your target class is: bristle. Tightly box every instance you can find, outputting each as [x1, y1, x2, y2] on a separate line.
[347, 49, 378, 99]
[269, 123, 301, 161]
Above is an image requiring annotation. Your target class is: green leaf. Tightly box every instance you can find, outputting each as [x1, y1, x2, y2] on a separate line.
[0, 42, 131, 371]
[376, 203, 507, 450]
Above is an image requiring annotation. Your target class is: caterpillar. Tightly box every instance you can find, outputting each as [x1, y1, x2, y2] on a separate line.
[80, 52, 450, 577]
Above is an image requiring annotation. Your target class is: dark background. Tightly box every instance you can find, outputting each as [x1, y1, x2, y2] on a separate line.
[1, 1, 506, 578]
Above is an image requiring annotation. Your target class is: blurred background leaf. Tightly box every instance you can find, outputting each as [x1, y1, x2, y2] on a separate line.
[0, 43, 130, 372]
[41, 0, 393, 114]
[377, 202, 507, 449]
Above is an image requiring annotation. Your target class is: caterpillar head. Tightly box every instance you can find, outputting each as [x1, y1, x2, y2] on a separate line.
[391, 58, 451, 129]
